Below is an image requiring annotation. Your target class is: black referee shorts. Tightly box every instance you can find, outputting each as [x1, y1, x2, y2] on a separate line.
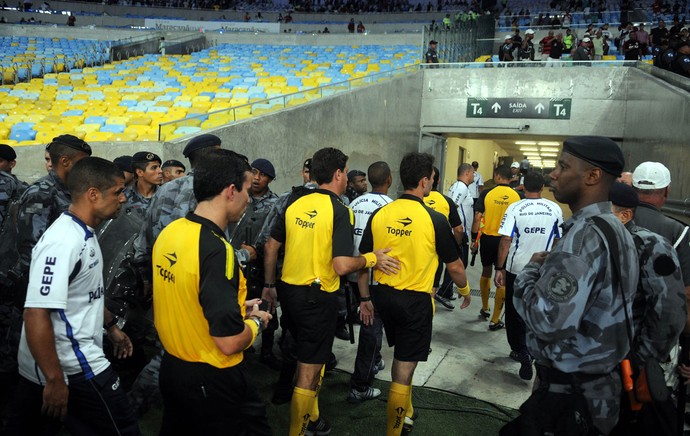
[372, 284, 433, 362]
[480, 234, 501, 267]
[278, 280, 338, 364]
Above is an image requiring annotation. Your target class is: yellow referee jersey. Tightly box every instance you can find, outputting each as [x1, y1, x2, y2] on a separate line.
[475, 184, 520, 236]
[359, 194, 460, 293]
[153, 213, 248, 369]
[424, 190, 463, 228]
[271, 188, 354, 292]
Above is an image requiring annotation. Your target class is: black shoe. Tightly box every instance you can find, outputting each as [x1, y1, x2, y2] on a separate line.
[434, 294, 455, 310]
[325, 352, 338, 372]
[271, 384, 293, 405]
[518, 352, 534, 380]
[488, 320, 505, 331]
[260, 352, 283, 371]
[305, 416, 332, 435]
[509, 350, 520, 362]
[478, 309, 490, 320]
[401, 409, 419, 435]
[334, 325, 350, 341]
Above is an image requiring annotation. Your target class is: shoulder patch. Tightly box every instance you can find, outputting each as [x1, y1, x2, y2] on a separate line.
[653, 254, 676, 276]
[546, 272, 578, 302]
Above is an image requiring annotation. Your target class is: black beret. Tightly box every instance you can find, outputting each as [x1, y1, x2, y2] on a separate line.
[162, 159, 186, 171]
[562, 136, 625, 177]
[49, 134, 93, 156]
[183, 134, 221, 158]
[303, 158, 312, 170]
[113, 155, 133, 173]
[132, 151, 162, 164]
[251, 158, 275, 179]
[0, 144, 17, 161]
[609, 182, 639, 208]
[348, 169, 366, 181]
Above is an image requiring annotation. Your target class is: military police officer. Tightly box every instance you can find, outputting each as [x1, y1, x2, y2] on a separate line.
[508, 136, 638, 435]
[0, 144, 27, 230]
[124, 152, 163, 220]
[161, 159, 186, 183]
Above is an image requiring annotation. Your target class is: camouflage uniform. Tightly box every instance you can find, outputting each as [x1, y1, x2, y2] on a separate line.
[626, 221, 686, 366]
[1, 171, 69, 383]
[0, 171, 27, 230]
[514, 202, 639, 435]
[123, 183, 155, 221]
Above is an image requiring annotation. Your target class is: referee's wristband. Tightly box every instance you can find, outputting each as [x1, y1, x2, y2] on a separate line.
[457, 282, 471, 297]
[471, 232, 478, 241]
[263, 283, 275, 288]
[362, 252, 377, 269]
[244, 317, 262, 347]
[495, 266, 505, 271]
[360, 296, 371, 302]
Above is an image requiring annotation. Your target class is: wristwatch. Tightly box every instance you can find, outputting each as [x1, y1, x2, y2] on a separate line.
[250, 316, 263, 334]
[104, 316, 120, 330]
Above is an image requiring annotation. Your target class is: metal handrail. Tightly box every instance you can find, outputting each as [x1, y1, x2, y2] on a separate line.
[157, 64, 418, 141]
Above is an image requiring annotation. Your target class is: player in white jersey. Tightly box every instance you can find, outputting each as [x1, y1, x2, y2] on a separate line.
[5, 157, 140, 436]
[495, 172, 563, 381]
[446, 163, 475, 267]
[347, 161, 393, 404]
[467, 161, 484, 202]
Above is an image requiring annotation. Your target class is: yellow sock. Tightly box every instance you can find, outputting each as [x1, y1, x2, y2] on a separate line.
[491, 286, 505, 324]
[387, 382, 411, 436]
[310, 365, 325, 421]
[290, 386, 316, 436]
[480, 276, 492, 310]
[405, 385, 414, 419]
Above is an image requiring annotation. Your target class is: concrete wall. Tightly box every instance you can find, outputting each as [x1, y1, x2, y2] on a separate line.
[621, 67, 690, 199]
[442, 137, 508, 192]
[12, 71, 424, 196]
[420, 66, 628, 138]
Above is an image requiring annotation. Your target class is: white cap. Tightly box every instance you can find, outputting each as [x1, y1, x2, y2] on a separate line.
[505, 35, 512, 40]
[511, 162, 520, 168]
[582, 37, 591, 42]
[632, 162, 671, 189]
[525, 29, 535, 34]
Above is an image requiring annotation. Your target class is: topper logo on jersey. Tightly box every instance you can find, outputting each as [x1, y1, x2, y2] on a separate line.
[295, 209, 317, 229]
[163, 252, 177, 267]
[387, 217, 413, 237]
[495, 194, 511, 206]
[156, 264, 175, 283]
[39, 256, 57, 296]
[427, 199, 436, 206]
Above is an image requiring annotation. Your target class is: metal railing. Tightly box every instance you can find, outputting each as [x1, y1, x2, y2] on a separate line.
[157, 64, 418, 141]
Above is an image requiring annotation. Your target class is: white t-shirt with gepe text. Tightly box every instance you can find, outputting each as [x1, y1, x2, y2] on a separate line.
[447, 180, 473, 243]
[347, 192, 392, 282]
[468, 171, 483, 199]
[18, 212, 110, 385]
[498, 198, 563, 274]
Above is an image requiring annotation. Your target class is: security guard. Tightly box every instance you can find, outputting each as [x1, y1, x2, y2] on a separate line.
[631, 162, 690, 331]
[471, 165, 520, 330]
[608, 182, 686, 436]
[153, 149, 272, 435]
[0, 145, 27, 229]
[509, 136, 638, 435]
[262, 147, 399, 435]
[113, 155, 135, 188]
[160, 159, 186, 183]
[358, 152, 470, 435]
[424, 166, 463, 310]
[124, 151, 163, 220]
[425, 40, 439, 64]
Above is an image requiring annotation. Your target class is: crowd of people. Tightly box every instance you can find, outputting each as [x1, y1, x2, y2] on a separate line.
[0, 132, 689, 436]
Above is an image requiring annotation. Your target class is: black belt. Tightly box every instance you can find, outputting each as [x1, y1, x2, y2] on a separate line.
[536, 363, 608, 386]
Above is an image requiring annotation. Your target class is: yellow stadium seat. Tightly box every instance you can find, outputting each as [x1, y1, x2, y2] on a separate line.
[17, 140, 41, 146]
[111, 132, 138, 142]
[84, 131, 114, 142]
[136, 132, 160, 142]
[75, 124, 102, 134]
[106, 116, 130, 125]
[0, 127, 9, 140]
[35, 131, 59, 143]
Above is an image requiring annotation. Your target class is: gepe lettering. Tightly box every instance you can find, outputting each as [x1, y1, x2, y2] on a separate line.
[40, 256, 57, 296]
[524, 227, 546, 234]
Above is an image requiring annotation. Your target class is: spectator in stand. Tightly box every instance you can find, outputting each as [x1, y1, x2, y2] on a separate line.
[573, 37, 593, 61]
[66, 13, 75, 26]
[243, 11, 250, 21]
[563, 11, 572, 27]
[651, 20, 670, 48]
[592, 29, 605, 60]
[636, 23, 650, 55]
[539, 30, 555, 61]
[564, 28, 576, 51]
[512, 28, 523, 52]
[357, 21, 365, 33]
[601, 23, 613, 40]
[670, 17, 683, 36]
[623, 31, 642, 60]
[347, 18, 355, 33]
[499, 35, 515, 62]
[518, 29, 535, 61]
[547, 32, 565, 66]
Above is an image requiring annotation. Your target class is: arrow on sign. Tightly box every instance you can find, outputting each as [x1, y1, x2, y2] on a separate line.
[535, 103, 545, 114]
[491, 102, 501, 113]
